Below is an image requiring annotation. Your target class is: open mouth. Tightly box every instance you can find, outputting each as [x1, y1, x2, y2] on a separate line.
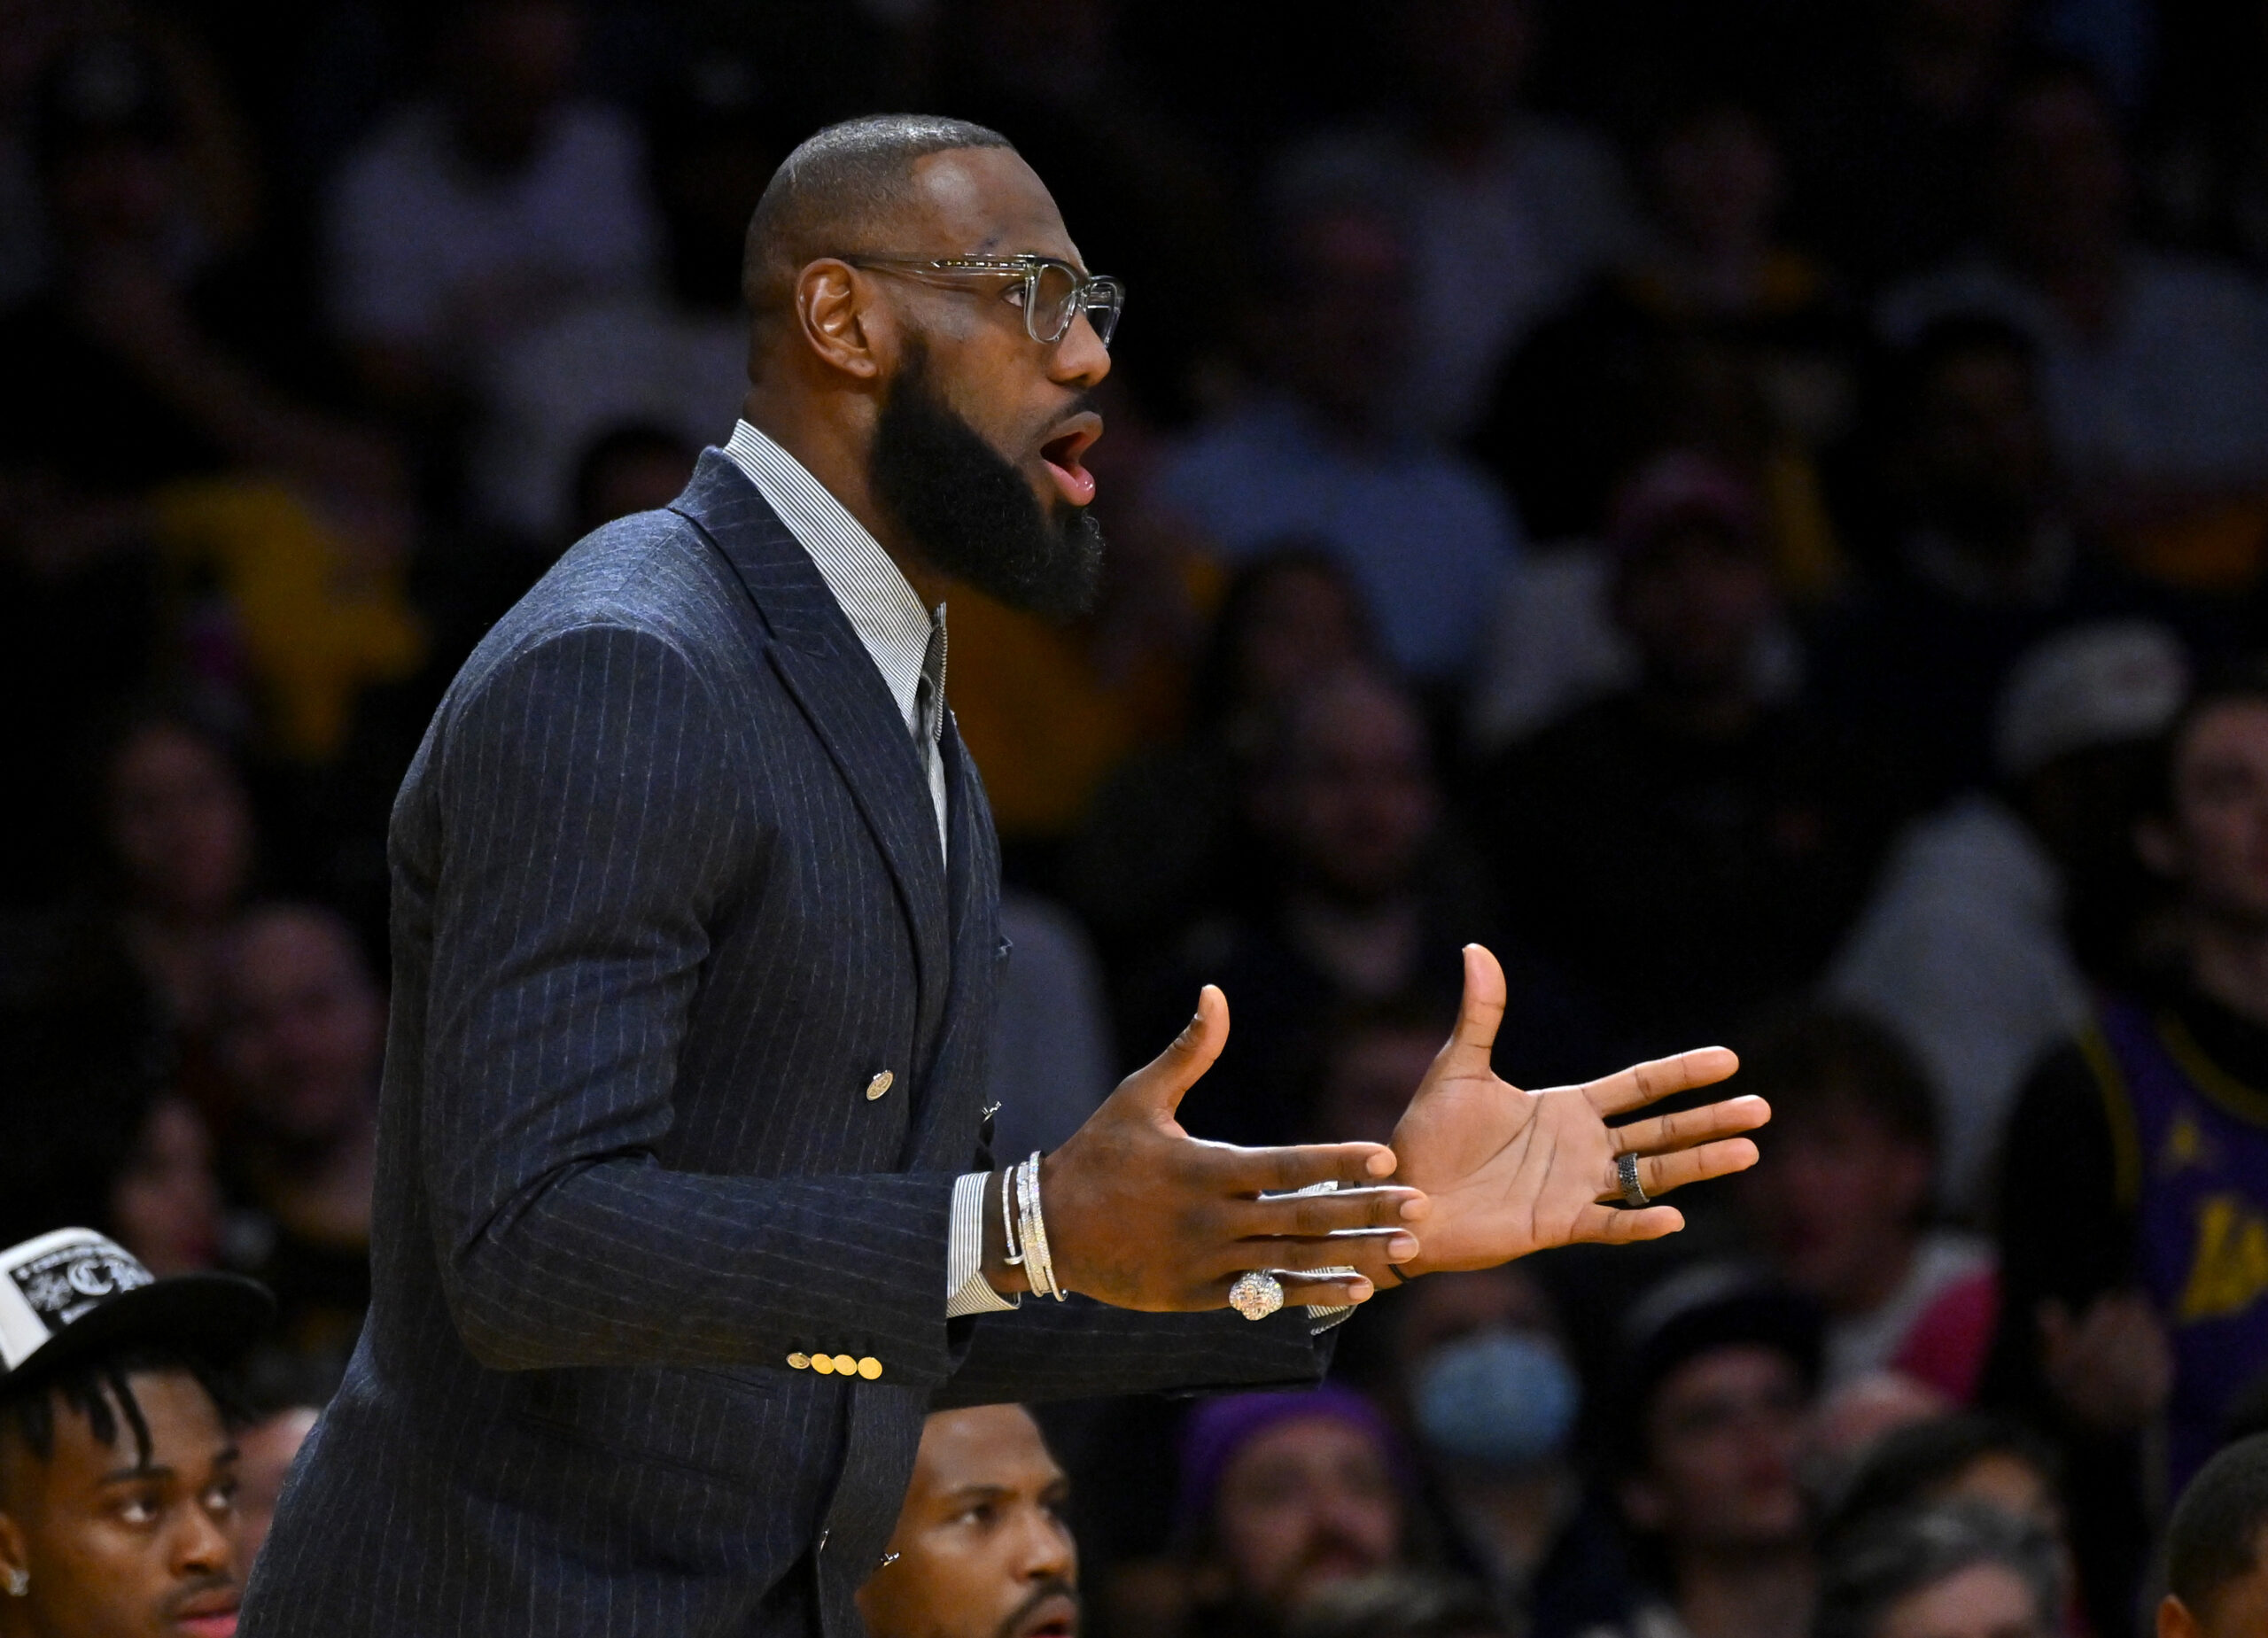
[1018, 1597, 1078, 1638]
[173, 1601, 239, 1638]
[1038, 412, 1103, 508]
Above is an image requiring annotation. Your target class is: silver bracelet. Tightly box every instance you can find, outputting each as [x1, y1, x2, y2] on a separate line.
[1000, 1163, 1026, 1267]
[1019, 1153, 1064, 1300]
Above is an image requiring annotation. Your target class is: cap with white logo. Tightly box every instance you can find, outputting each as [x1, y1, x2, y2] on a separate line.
[0, 1228, 271, 1385]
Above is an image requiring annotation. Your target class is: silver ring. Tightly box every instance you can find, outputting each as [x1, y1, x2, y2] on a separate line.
[1228, 1270, 1285, 1321]
[1617, 1151, 1650, 1208]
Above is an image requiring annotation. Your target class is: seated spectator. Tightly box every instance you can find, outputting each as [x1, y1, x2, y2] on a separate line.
[1822, 1416, 2069, 1578]
[1064, 547, 1377, 970]
[0, 1225, 271, 1638]
[2161, 1432, 2268, 1638]
[210, 903, 382, 1382]
[1991, 663, 2268, 1632]
[1590, 1269, 1822, 1638]
[1880, 64, 2268, 578]
[1152, 156, 1521, 686]
[1390, 1269, 1582, 1615]
[858, 1404, 1079, 1638]
[230, 1401, 318, 1573]
[323, 0, 662, 415]
[1811, 1502, 2062, 1638]
[470, 57, 773, 539]
[1813, 314, 2187, 806]
[1289, 1574, 1514, 1638]
[0, 995, 224, 1279]
[1830, 621, 2189, 1215]
[1304, 0, 1643, 438]
[1733, 1010, 1998, 1402]
[1175, 1388, 1416, 1638]
[1122, 665, 1588, 1146]
[1483, 455, 1885, 1052]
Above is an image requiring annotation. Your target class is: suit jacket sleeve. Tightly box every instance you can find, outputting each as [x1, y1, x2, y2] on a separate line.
[419, 622, 963, 1383]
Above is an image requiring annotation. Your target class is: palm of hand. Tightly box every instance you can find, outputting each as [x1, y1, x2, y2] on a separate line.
[1385, 946, 1762, 1276]
[1391, 1062, 1616, 1271]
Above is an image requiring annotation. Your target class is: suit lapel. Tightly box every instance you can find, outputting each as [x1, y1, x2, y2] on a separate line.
[671, 451, 951, 1023]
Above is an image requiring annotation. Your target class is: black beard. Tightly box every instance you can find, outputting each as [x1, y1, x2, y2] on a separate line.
[870, 343, 1104, 620]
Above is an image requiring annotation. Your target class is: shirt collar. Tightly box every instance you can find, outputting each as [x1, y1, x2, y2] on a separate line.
[723, 418, 942, 735]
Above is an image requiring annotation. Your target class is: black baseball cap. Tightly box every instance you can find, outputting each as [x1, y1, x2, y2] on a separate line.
[0, 1229, 272, 1389]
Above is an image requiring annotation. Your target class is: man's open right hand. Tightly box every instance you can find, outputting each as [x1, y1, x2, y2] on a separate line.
[994, 985, 1429, 1312]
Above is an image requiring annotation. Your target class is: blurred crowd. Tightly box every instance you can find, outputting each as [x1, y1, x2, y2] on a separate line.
[3, 1, 2268, 1635]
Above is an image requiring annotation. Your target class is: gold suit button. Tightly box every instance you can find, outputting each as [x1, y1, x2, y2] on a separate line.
[857, 1356, 882, 1380]
[811, 1354, 836, 1374]
[865, 1071, 895, 1101]
[787, 1353, 811, 1370]
[831, 1354, 858, 1375]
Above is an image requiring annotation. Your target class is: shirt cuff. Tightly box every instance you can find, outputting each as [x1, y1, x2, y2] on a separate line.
[946, 1169, 1019, 1318]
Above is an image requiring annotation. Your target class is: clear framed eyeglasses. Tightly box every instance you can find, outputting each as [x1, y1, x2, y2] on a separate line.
[840, 254, 1124, 346]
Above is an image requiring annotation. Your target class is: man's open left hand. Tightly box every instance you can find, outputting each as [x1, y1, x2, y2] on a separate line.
[1387, 945, 1768, 1275]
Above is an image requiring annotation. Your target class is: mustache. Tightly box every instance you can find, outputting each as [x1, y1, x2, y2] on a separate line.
[158, 1572, 238, 1622]
[991, 1576, 1080, 1638]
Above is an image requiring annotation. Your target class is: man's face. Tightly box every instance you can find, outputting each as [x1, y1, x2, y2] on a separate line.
[1878, 1562, 2047, 1638]
[1904, 350, 2050, 544]
[214, 913, 384, 1146]
[861, 148, 1110, 619]
[1210, 1417, 1402, 1617]
[1627, 1345, 1809, 1552]
[1737, 1098, 1932, 1314]
[1261, 676, 1438, 905]
[1612, 524, 1776, 696]
[858, 1407, 1077, 1638]
[104, 729, 251, 924]
[1995, 82, 2129, 270]
[2165, 702, 2268, 929]
[0, 1370, 241, 1638]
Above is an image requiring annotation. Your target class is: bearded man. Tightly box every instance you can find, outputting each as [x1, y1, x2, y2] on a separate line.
[242, 114, 1766, 1638]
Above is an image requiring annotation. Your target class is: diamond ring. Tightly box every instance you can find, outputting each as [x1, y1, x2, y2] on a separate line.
[1617, 1151, 1650, 1208]
[1228, 1270, 1285, 1321]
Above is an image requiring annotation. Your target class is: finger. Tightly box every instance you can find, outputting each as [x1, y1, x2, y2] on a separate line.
[1433, 943, 1508, 1075]
[1239, 1230, 1422, 1277]
[1208, 1137, 1401, 1192]
[1108, 985, 1230, 1122]
[1570, 1201, 1687, 1244]
[1580, 1045, 1740, 1118]
[1225, 1186, 1427, 1238]
[1270, 1270, 1380, 1307]
[1609, 1095, 1772, 1157]
[1596, 1137, 1759, 1203]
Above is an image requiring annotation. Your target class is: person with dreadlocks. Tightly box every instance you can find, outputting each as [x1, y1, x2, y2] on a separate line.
[0, 1228, 271, 1638]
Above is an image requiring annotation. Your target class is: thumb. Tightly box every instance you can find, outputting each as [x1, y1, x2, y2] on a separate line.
[1433, 943, 1507, 1076]
[1111, 984, 1230, 1123]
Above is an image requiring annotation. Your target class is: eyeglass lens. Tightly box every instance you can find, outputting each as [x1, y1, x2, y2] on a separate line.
[1030, 262, 1120, 345]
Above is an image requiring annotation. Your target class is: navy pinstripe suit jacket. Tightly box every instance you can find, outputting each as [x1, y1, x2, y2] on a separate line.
[239, 452, 1331, 1637]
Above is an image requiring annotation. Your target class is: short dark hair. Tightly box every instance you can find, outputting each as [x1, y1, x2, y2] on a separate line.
[1813, 1502, 2062, 1638]
[2166, 1433, 2268, 1621]
[741, 113, 1015, 337]
[1733, 1007, 1938, 1154]
[0, 1346, 243, 1474]
[1823, 1413, 2062, 1548]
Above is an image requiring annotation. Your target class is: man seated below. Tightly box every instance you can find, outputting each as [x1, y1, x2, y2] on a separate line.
[2160, 1432, 2268, 1638]
[0, 1226, 272, 1638]
[858, 1404, 1078, 1638]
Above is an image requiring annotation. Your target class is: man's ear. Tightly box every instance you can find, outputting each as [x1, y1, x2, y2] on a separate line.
[2136, 815, 2183, 881]
[0, 1509, 28, 1597]
[795, 260, 888, 383]
[2157, 1592, 2202, 1638]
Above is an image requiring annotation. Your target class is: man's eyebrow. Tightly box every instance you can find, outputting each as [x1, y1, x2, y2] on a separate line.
[97, 1462, 174, 1484]
[940, 1482, 1014, 1507]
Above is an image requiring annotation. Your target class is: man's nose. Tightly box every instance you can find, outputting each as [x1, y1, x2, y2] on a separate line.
[175, 1503, 237, 1580]
[1050, 308, 1111, 390]
[1016, 1509, 1076, 1583]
